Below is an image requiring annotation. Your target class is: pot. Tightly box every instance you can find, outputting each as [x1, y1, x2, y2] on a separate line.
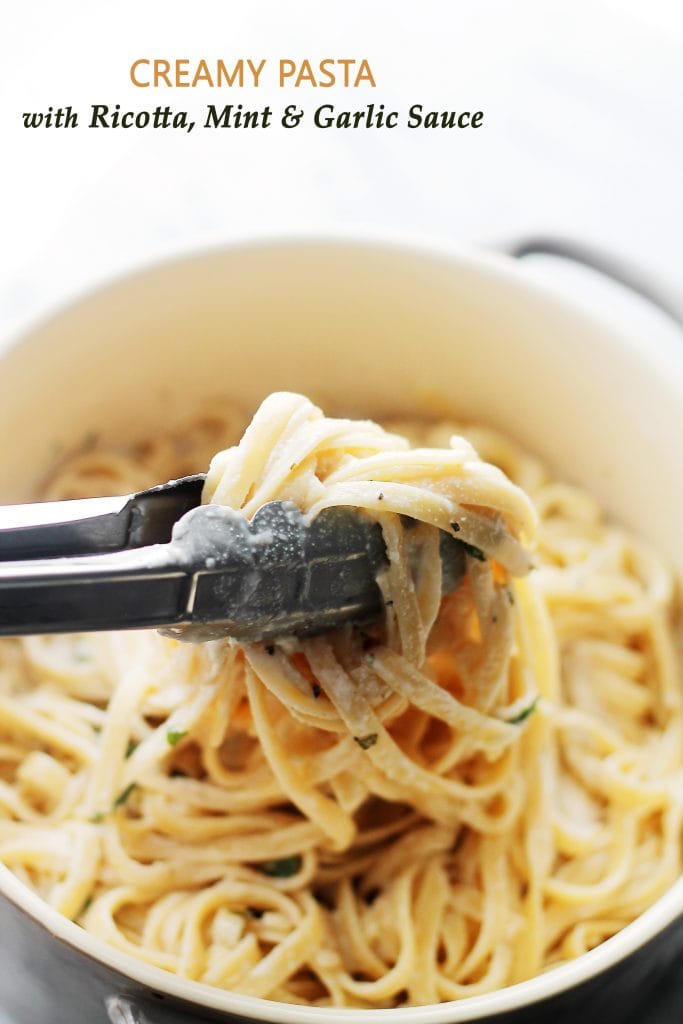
[0, 237, 681, 1023]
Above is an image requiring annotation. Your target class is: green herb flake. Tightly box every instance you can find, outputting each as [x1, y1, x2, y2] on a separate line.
[507, 697, 539, 725]
[259, 855, 302, 878]
[166, 729, 188, 747]
[90, 811, 106, 824]
[459, 540, 486, 562]
[505, 587, 515, 606]
[125, 740, 138, 759]
[113, 782, 138, 810]
[81, 430, 100, 450]
[354, 733, 378, 750]
[79, 896, 93, 916]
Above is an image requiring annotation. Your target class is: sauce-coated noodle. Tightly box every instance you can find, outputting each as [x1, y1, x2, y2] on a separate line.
[0, 393, 681, 1008]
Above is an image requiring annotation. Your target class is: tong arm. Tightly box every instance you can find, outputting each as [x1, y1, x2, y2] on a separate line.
[0, 475, 205, 561]
[0, 502, 394, 642]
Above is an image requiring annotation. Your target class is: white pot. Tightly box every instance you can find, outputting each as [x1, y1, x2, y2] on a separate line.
[0, 238, 681, 1024]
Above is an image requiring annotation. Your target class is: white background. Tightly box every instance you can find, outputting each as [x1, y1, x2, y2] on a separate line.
[0, 2, 682, 1021]
[1, 0, 682, 343]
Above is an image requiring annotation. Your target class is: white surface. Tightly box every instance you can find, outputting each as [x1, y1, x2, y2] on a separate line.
[0, 0, 682, 345]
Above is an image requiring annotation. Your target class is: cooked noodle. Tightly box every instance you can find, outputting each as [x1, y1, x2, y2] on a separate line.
[0, 392, 681, 1008]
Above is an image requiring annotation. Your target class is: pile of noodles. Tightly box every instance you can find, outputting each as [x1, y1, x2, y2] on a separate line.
[0, 392, 681, 1008]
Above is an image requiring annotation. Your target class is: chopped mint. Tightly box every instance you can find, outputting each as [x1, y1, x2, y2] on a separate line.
[259, 855, 302, 878]
[507, 697, 539, 725]
[354, 733, 378, 750]
[166, 729, 188, 747]
[459, 540, 486, 562]
[113, 782, 138, 809]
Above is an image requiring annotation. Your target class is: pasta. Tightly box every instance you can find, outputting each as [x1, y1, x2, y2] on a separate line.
[0, 391, 681, 1008]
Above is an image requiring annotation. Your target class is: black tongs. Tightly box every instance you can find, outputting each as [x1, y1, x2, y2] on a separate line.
[0, 476, 466, 642]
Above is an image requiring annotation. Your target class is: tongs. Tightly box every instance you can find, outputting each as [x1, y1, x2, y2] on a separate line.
[0, 476, 466, 642]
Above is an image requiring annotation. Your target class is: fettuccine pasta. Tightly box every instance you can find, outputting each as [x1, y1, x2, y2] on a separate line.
[0, 392, 681, 1008]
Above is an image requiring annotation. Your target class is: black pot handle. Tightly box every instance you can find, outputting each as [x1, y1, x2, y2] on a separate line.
[505, 236, 683, 328]
[105, 993, 224, 1024]
[105, 996, 149, 1024]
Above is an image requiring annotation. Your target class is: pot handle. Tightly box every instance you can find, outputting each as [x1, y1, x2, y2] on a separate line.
[505, 236, 683, 327]
[105, 993, 211, 1024]
[105, 995, 149, 1024]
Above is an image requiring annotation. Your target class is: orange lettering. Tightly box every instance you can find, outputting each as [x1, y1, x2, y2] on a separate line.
[175, 59, 190, 87]
[279, 59, 296, 85]
[154, 60, 172, 87]
[130, 59, 149, 87]
[319, 59, 335, 87]
[193, 60, 214, 87]
[356, 60, 376, 87]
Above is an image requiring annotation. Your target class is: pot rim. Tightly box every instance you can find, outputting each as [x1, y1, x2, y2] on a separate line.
[2, 228, 682, 362]
[2, 865, 682, 1023]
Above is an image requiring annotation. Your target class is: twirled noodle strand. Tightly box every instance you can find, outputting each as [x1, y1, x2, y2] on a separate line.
[0, 392, 680, 1007]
